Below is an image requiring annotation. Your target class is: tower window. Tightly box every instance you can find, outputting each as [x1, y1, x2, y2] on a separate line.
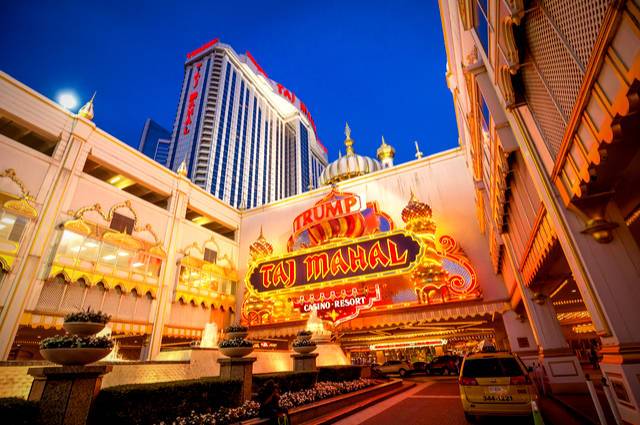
[204, 248, 217, 263]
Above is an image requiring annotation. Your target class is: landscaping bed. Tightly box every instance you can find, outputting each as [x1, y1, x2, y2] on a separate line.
[165, 378, 382, 425]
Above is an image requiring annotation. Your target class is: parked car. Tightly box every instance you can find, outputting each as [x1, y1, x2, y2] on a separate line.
[412, 361, 428, 374]
[427, 355, 461, 375]
[458, 351, 537, 422]
[374, 360, 413, 377]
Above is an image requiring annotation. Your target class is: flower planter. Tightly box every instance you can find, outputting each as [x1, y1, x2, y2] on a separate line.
[297, 333, 313, 341]
[293, 345, 317, 354]
[63, 321, 106, 336]
[226, 331, 249, 339]
[40, 347, 112, 365]
[219, 346, 254, 358]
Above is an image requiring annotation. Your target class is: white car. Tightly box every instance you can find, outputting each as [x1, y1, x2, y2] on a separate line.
[375, 360, 413, 377]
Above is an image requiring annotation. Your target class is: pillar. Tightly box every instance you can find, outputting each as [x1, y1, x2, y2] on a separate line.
[504, 235, 587, 394]
[146, 174, 189, 360]
[0, 117, 94, 360]
[292, 353, 318, 372]
[217, 357, 256, 402]
[501, 310, 538, 368]
[28, 365, 112, 425]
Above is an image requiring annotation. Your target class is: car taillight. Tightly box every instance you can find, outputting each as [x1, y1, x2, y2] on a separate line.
[459, 377, 478, 386]
[510, 375, 530, 385]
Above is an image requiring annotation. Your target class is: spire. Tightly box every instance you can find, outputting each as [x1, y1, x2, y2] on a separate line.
[177, 161, 188, 177]
[414, 141, 424, 159]
[377, 135, 395, 167]
[78, 92, 96, 120]
[344, 122, 355, 155]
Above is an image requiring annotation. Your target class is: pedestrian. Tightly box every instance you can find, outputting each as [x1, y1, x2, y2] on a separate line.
[258, 380, 289, 425]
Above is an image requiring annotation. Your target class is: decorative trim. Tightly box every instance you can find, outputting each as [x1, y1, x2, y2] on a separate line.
[0, 169, 38, 219]
[458, 0, 474, 31]
[519, 207, 558, 286]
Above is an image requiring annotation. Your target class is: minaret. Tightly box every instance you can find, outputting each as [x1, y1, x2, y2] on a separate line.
[376, 135, 396, 168]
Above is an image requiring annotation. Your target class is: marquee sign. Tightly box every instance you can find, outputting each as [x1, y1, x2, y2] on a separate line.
[293, 285, 382, 326]
[246, 230, 423, 295]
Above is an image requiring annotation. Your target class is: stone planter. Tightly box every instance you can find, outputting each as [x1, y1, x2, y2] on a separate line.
[40, 347, 112, 365]
[63, 321, 106, 336]
[225, 331, 249, 339]
[219, 346, 254, 358]
[293, 345, 317, 354]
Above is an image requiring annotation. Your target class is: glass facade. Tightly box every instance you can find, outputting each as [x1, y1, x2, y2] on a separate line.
[138, 119, 172, 166]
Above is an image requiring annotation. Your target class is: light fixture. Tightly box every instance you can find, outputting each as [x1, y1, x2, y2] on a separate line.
[571, 289, 577, 293]
[117, 251, 129, 257]
[57, 91, 79, 110]
[109, 175, 122, 184]
[1, 217, 15, 225]
[0, 224, 5, 230]
[103, 254, 116, 261]
[85, 241, 98, 248]
[132, 262, 144, 268]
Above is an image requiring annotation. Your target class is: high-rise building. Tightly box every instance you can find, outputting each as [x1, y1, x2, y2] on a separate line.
[138, 118, 172, 166]
[167, 38, 328, 208]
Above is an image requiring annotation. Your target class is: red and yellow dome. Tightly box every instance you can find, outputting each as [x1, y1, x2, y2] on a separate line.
[249, 228, 273, 261]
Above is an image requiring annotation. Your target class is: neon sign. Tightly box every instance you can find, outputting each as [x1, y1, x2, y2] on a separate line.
[183, 62, 202, 135]
[293, 285, 382, 326]
[292, 193, 364, 234]
[246, 230, 423, 294]
[186, 38, 219, 60]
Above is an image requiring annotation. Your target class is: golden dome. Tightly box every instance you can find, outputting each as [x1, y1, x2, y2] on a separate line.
[319, 123, 382, 186]
[402, 192, 433, 223]
[78, 92, 95, 120]
[249, 227, 273, 260]
[376, 136, 395, 161]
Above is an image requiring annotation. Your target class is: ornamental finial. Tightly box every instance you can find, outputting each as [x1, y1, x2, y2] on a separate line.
[381, 135, 387, 146]
[344, 122, 351, 139]
[78, 92, 96, 120]
[415, 140, 424, 159]
[177, 161, 188, 177]
[344, 123, 355, 155]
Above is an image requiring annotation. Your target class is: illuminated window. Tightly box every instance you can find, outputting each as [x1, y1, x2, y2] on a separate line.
[110, 212, 134, 235]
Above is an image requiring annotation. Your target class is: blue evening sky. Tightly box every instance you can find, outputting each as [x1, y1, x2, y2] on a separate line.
[0, 1, 456, 165]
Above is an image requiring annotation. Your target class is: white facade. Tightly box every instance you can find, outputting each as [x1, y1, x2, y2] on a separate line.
[167, 40, 328, 209]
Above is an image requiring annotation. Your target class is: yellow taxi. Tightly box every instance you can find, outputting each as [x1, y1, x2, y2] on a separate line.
[458, 349, 537, 421]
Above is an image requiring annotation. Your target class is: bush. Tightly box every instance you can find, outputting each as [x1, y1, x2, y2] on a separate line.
[90, 378, 242, 425]
[0, 397, 39, 425]
[318, 366, 362, 382]
[39, 335, 113, 349]
[64, 307, 111, 323]
[253, 371, 318, 395]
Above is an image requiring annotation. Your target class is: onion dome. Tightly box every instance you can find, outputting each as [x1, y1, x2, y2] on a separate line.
[402, 192, 433, 223]
[249, 227, 273, 260]
[376, 136, 395, 166]
[319, 123, 382, 186]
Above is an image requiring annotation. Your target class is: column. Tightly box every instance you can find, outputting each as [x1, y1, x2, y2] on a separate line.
[146, 174, 189, 360]
[217, 357, 256, 402]
[292, 353, 318, 372]
[0, 117, 94, 360]
[501, 310, 538, 368]
[504, 235, 586, 394]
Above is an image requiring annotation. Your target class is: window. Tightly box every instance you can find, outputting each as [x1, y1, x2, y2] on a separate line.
[475, 0, 490, 57]
[204, 248, 217, 263]
[462, 357, 524, 377]
[0, 212, 27, 243]
[110, 212, 134, 235]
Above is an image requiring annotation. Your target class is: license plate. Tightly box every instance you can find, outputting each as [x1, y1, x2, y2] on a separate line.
[483, 394, 513, 402]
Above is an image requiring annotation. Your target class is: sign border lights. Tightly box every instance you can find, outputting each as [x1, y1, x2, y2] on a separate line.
[369, 339, 448, 351]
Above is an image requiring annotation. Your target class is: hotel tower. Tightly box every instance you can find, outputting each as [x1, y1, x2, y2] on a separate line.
[167, 38, 328, 209]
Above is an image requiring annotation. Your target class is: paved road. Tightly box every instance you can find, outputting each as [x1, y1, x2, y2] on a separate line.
[334, 376, 587, 425]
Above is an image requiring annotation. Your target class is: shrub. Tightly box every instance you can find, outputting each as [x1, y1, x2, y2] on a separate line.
[165, 400, 260, 425]
[296, 330, 312, 337]
[253, 371, 318, 395]
[219, 337, 253, 348]
[64, 307, 111, 323]
[39, 335, 114, 349]
[90, 378, 242, 425]
[318, 365, 362, 382]
[292, 338, 316, 347]
[224, 324, 248, 333]
[278, 379, 377, 410]
[0, 397, 39, 425]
